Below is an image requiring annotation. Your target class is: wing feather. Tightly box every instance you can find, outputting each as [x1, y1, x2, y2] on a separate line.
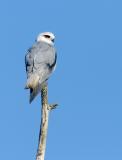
[25, 41, 57, 103]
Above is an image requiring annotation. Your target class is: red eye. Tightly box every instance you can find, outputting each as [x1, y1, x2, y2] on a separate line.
[44, 35, 50, 38]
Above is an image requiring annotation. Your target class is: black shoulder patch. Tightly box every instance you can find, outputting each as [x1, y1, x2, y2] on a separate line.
[47, 52, 57, 69]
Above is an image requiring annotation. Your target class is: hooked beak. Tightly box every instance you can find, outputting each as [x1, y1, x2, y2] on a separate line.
[52, 39, 55, 43]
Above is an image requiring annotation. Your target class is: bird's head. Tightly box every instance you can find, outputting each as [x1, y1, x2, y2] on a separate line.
[36, 32, 55, 45]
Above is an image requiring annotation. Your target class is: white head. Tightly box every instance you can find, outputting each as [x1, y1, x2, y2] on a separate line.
[36, 32, 55, 45]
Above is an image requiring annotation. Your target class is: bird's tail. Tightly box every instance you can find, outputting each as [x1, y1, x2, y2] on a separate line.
[25, 74, 41, 103]
[29, 84, 41, 103]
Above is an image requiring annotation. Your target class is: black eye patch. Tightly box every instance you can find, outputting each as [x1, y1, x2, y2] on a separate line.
[44, 35, 50, 38]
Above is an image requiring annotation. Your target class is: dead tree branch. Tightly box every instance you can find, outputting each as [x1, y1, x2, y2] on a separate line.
[36, 83, 58, 160]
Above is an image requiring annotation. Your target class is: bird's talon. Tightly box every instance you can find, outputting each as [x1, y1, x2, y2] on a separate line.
[48, 104, 58, 110]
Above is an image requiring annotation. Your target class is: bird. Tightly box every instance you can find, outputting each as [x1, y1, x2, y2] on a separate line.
[25, 32, 57, 103]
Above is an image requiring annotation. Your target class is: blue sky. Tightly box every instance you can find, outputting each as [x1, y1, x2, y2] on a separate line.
[0, 0, 122, 159]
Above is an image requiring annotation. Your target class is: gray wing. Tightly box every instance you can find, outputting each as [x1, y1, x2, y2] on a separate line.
[25, 49, 34, 78]
[25, 42, 57, 83]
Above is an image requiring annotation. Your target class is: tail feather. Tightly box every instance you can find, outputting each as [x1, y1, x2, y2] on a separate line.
[25, 74, 41, 103]
[29, 84, 41, 103]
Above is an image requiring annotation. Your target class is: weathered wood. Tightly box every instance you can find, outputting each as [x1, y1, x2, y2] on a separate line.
[36, 83, 57, 160]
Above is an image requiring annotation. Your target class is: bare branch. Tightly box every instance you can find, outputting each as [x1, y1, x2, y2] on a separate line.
[36, 83, 57, 160]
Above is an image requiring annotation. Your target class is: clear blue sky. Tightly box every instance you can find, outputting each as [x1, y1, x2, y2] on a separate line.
[0, 0, 122, 159]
